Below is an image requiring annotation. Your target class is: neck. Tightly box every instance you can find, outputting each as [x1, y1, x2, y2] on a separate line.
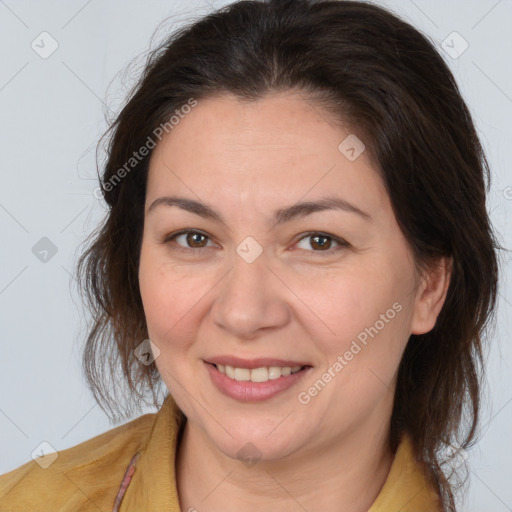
[175, 412, 395, 512]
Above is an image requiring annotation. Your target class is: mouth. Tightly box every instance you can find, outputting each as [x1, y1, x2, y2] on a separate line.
[203, 358, 312, 402]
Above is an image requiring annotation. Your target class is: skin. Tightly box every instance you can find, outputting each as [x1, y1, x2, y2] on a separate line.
[138, 90, 451, 512]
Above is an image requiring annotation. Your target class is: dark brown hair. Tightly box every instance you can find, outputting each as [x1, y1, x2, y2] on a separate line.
[76, 1, 500, 509]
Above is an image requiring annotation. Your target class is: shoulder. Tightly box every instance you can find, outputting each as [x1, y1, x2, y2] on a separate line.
[0, 410, 157, 512]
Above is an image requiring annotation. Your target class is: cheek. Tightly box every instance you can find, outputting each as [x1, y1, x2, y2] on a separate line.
[139, 244, 185, 341]
[297, 267, 400, 342]
[138, 243, 214, 348]
[303, 259, 413, 378]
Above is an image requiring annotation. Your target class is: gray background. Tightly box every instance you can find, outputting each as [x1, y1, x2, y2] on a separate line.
[0, 0, 511, 510]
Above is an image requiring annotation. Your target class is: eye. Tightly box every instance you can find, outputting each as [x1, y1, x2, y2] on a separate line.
[162, 229, 349, 256]
[163, 230, 217, 253]
[294, 231, 349, 255]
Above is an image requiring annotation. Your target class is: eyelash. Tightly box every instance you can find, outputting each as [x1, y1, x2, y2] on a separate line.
[162, 229, 349, 256]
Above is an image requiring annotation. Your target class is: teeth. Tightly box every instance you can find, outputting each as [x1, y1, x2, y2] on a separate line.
[268, 366, 282, 380]
[234, 367, 251, 381]
[215, 364, 303, 382]
[250, 367, 269, 382]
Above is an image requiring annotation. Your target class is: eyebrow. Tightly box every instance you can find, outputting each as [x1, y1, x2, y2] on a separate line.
[147, 195, 372, 227]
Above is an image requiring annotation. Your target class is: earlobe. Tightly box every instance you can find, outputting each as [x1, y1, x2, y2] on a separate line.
[410, 256, 453, 335]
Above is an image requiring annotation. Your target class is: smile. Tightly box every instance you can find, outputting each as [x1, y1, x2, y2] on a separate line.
[204, 360, 312, 402]
[216, 364, 304, 382]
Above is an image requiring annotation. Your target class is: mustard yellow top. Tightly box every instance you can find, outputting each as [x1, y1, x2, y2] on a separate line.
[0, 394, 442, 511]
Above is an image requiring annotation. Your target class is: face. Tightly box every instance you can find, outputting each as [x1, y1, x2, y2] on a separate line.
[138, 91, 439, 463]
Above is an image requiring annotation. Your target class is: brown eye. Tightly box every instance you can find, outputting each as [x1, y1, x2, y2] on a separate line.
[310, 234, 332, 250]
[164, 230, 215, 253]
[295, 232, 349, 254]
[184, 232, 208, 248]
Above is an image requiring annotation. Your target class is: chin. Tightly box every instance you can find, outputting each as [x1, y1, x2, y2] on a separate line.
[203, 418, 305, 464]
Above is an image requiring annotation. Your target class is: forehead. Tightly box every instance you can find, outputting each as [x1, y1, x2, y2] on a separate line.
[153, 90, 348, 157]
[146, 91, 387, 217]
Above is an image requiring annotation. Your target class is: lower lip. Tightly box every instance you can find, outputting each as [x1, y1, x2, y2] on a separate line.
[205, 362, 311, 402]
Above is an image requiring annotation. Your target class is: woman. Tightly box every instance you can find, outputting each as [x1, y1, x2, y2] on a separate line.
[0, 0, 499, 511]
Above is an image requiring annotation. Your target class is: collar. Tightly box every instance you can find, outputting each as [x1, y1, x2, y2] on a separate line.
[119, 393, 184, 511]
[368, 434, 442, 511]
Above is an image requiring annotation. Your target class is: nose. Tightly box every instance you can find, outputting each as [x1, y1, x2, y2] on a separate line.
[210, 248, 291, 340]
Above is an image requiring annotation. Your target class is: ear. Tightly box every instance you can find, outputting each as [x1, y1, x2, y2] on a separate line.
[410, 256, 452, 335]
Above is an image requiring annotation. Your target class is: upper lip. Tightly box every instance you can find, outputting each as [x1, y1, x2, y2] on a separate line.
[205, 355, 311, 369]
